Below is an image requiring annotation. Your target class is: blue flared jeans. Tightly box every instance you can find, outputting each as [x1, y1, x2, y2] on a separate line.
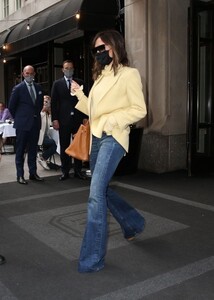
[78, 134, 145, 273]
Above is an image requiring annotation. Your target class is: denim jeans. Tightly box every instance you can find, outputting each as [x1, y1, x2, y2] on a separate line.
[78, 134, 145, 273]
[42, 135, 57, 161]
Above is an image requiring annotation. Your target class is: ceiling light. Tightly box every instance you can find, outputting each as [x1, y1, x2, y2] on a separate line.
[27, 19, 30, 30]
[75, 11, 80, 19]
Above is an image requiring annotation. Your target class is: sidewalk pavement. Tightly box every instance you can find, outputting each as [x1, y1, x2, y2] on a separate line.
[0, 150, 62, 184]
[0, 152, 214, 299]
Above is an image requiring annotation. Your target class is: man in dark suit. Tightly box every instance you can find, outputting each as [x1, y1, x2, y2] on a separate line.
[9, 65, 44, 184]
[51, 60, 87, 180]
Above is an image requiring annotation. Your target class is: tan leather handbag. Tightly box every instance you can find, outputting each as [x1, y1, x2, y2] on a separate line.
[65, 120, 90, 161]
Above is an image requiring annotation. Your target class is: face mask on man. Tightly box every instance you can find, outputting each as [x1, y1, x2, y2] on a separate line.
[64, 69, 74, 79]
[24, 75, 34, 84]
[95, 50, 112, 66]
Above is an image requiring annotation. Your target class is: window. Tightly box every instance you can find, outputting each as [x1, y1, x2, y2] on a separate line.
[3, 0, 9, 17]
[16, 0, 22, 10]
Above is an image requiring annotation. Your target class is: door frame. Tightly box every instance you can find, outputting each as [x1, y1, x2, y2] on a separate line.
[187, 0, 214, 175]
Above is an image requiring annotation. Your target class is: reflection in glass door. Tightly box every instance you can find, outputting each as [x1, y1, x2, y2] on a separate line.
[188, 0, 214, 175]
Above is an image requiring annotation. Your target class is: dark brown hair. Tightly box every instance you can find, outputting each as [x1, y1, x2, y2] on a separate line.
[91, 30, 129, 81]
[62, 60, 74, 67]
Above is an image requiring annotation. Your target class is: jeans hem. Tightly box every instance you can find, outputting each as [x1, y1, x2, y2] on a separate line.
[78, 264, 104, 273]
[124, 218, 146, 240]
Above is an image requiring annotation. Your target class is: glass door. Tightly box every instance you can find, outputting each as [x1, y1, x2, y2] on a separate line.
[188, 0, 214, 175]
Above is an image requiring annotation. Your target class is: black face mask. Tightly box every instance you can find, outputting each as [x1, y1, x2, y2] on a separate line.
[95, 50, 112, 66]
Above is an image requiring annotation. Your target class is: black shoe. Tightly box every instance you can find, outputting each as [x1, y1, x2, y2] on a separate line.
[17, 177, 28, 184]
[0, 255, 6, 265]
[74, 171, 87, 180]
[59, 173, 70, 181]
[29, 174, 44, 181]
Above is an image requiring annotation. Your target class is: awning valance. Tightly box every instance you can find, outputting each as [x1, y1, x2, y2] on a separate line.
[0, 0, 119, 56]
[0, 30, 11, 48]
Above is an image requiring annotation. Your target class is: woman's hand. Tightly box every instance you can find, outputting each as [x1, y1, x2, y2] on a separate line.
[71, 81, 83, 95]
[71, 80, 80, 94]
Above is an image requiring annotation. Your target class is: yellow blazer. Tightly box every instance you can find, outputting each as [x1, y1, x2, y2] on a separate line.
[75, 65, 147, 152]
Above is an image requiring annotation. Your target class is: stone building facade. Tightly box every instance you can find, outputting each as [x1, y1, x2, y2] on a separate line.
[0, 0, 199, 174]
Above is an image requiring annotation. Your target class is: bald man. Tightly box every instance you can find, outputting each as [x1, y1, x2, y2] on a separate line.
[9, 65, 44, 184]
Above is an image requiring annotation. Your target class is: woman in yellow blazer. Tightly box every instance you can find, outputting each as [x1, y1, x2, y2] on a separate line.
[72, 29, 147, 273]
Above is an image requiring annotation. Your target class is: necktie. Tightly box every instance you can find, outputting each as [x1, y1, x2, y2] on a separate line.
[29, 84, 36, 104]
[67, 79, 71, 91]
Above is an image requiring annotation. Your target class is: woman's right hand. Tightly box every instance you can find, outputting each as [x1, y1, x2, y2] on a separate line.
[71, 80, 80, 94]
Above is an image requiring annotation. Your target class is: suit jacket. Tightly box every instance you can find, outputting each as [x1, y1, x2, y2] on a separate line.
[51, 77, 87, 129]
[75, 65, 147, 152]
[9, 81, 43, 131]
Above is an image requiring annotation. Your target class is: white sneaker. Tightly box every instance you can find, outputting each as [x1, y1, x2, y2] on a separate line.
[37, 155, 50, 170]
[37, 153, 43, 159]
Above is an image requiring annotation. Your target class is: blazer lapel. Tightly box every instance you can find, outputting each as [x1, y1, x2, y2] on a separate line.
[91, 70, 122, 104]
[34, 84, 39, 99]
[62, 77, 70, 93]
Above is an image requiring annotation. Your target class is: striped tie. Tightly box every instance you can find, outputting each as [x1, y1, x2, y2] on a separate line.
[29, 84, 36, 104]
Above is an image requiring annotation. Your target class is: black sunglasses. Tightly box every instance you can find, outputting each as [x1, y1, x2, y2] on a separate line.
[91, 44, 106, 56]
